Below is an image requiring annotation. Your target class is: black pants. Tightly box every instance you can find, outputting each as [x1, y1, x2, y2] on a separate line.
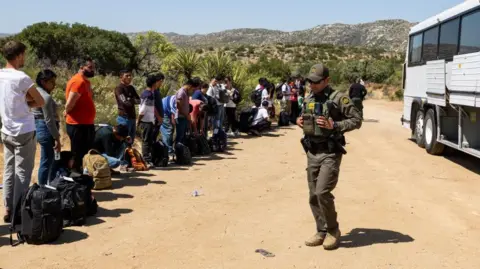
[291, 101, 299, 123]
[251, 119, 271, 132]
[225, 107, 238, 132]
[139, 122, 155, 163]
[66, 124, 95, 172]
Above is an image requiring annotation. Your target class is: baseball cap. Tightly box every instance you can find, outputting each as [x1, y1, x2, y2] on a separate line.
[306, 63, 329, 83]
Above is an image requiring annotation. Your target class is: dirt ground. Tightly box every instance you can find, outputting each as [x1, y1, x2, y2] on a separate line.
[1, 99, 480, 269]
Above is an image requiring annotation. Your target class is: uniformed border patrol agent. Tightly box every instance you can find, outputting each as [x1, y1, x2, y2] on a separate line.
[297, 63, 362, 250]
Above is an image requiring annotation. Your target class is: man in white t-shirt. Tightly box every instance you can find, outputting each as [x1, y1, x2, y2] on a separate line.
[281, 79, 292, 114]
[0, 41, 45, 222]
[250, 101, 271, 136]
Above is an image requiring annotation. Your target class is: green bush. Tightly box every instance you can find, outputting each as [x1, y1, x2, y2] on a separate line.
[16, 22, 137, 74]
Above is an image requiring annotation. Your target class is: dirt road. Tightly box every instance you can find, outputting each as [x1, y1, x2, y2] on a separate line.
[1, 100, 479, 269]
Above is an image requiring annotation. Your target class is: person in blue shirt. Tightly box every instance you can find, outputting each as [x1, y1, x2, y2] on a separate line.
[161, 95, 177, 155]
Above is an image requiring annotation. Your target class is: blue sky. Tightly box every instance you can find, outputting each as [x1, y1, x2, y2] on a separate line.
[1, 0, 461, 34]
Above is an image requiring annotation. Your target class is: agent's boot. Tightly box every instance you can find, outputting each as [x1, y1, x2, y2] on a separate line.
[305, 232, 326, 247]
[323, 229, 341, 250]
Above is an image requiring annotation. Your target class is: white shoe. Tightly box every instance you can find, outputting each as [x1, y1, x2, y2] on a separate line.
[227, 131, 235, 137]
[234, 131, 240, 137]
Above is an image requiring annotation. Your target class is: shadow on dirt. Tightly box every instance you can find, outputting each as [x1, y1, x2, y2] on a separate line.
[340, 228, 414, 248]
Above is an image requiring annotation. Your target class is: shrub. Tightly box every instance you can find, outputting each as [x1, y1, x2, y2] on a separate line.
[16, 22, 137, 74]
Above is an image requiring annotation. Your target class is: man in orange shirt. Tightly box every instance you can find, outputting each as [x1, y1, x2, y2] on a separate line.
[64, 57, 97, 171]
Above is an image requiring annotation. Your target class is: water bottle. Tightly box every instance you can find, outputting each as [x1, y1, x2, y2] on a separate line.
[191, 190, 203, 197]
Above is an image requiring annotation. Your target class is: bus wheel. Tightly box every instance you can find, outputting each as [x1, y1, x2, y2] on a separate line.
[424, 109, 444, 155]
[414, 110, 425, 148]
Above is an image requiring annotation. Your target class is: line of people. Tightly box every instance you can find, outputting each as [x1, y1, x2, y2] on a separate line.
[0, 41, 252, 222]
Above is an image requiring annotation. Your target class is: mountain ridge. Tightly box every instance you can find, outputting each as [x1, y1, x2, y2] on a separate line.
[157, 19, 416, 52]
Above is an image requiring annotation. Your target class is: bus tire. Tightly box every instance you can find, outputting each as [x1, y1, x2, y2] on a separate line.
[414, 109, 425, 148]
[424, 109, 444, 155]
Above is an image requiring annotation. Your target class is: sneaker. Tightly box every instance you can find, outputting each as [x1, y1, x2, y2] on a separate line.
[305, 232, 326, 247]
[323, 229, 341, 250]
[119, 165, 128, 172]
[227, 131, 235, 137]
[147, 162, 155, 169]
[234, 131, 240, 137]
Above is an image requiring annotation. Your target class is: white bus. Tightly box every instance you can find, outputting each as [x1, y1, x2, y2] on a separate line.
[401, 0, 480, 158]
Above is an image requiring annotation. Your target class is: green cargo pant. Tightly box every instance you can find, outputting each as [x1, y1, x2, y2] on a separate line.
[352, 98, 363, 118]
[307, 151, 342, 233]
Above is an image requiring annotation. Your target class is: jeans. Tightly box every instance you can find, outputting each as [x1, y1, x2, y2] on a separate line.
[117, 116, 136, 145]
[214, 106, 225, 129]
[35, 119, 56, 185]
[2, 131, 36, 211]
[161, 115, 174, 154]
[66, 124, 95, 172]
[175, 117, 188, 144]
[101, 154, 128, 169]
[139, 122, 155, 163]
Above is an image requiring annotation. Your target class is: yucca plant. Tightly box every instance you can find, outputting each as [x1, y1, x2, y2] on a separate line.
[170, 48, 201, 80]
[200, 50, 232, 80]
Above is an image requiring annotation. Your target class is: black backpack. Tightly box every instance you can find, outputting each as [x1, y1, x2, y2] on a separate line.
[206, 95, 218, 116]
[197, 134, 211, 156]
[51, 176, 89, 227]
[152, 140, 169, 167]
[174, 142, 192, 165]
[209, 128, 227, 152]
[232, 89, 242, 104]
[185, 133, 199, 157]
[239, 107, 258, 133]
[10, 184, 63, 246]
[250, 90, 262, 106]
[278, 111, 290, 127]
[276, 83, 284, 100]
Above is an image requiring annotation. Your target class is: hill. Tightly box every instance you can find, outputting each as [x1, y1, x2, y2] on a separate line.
[162, 19, 415, 52]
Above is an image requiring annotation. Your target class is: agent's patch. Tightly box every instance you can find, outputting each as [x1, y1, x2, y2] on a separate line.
[341, 96, 350, 105]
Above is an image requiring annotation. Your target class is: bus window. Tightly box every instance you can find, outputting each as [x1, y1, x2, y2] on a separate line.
[438, 18, 460, 60]
[423, 26, 439, 61]
[409, 33, 423, 64]
[460, 10, 480, 55]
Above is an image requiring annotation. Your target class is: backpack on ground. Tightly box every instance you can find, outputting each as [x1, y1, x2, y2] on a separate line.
[197, 134, 211, 156]
[278, 111, 290, 127]
[174, 142, 192, 165]
[124, 147, 148, 171]
[83, 149, 112, 190]
[232, 89, 242, 105]
[50, 175, 89, 227]
[209, 128, 227, 152]
[276, 83, 284, 100]
[185, 133, 200, 157]
[10, 183, 63, 246]
[239, 107, 258, 133]
[250, 90, 262, 107]
[152, 140, 169, 167]
[72, 174, 98, 217]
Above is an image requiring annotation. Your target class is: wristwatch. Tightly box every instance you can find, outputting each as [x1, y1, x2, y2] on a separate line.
[333, 121, 338, 130]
